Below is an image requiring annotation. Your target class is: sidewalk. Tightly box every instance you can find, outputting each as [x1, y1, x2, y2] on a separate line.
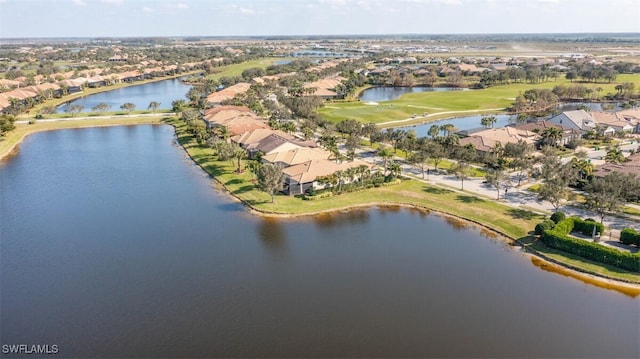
[356, 148, 640, 236]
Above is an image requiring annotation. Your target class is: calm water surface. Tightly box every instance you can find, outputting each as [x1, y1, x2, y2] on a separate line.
[400, 114, 514, 136]
[1, 126, 638, 358]
[56, 78, 191, 113]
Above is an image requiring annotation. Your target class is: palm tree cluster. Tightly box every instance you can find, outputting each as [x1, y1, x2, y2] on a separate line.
[314, 165, 377, 195]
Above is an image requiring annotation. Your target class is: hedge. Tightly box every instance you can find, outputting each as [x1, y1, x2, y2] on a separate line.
[541, 218, 640, 273]
[620, 228, 640, 247]
[572, 217, 605, 236]
[550, 211, 566, 224]
[535, 220, 555, 235]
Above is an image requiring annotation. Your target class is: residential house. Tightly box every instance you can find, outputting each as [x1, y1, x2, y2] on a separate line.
[57, 79, 85, 93]
[206, 82, 251, 106]
[614, 109, 640, 133]
[282, 159, 373, 195]
[302, 76, 346, 99]
[511, 120, 580, 145]
[590, 111, 634, 135]
[593, 153, 640, 177]
[547, 110, 597, 134]
[261, 147, 331, 167]
[202, 105, 269, 136]
[458, 126, 537, 154]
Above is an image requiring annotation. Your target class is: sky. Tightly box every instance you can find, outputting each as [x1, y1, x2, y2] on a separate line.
[1, 0, 639, 38]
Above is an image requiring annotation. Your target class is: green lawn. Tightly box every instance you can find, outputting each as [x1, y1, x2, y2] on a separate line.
[168, 117, 541, 239]
[165, 117, 640, 284]
[206, 57, 289, 81]
[319, 74, 640, 125]
[519, 236, 640, 284]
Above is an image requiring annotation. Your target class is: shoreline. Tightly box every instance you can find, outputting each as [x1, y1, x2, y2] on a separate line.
[21, 70, 200, 118]
[0, 115, 166, 161]
[3, 120, 638, 292]
[165, 120, 640, 291]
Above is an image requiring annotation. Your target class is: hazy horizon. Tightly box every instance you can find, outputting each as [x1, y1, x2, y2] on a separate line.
[1, 0, 639, 39]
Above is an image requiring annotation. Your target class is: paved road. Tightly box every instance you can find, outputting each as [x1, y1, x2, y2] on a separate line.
[355, 147, 640, 244]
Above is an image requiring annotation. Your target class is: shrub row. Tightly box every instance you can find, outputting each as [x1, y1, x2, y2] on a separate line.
[540, 218, 640, 273]
[620, 228, 640, 247]
[572, 217, 605, 236]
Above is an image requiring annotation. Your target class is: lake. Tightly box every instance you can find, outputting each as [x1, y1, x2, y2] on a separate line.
[56, 78, 191, 113]
[398, 102, 625, 137]
[359, 86, 467, 102]
[1, 126, 638, 358]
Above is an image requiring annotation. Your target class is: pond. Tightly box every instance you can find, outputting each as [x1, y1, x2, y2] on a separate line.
[399, 114, 514, 136]
[557, 101, 623, 112]
[1, 126, 638, 358]
[359, 86, 467, 102]
[56, 78, 191, 113]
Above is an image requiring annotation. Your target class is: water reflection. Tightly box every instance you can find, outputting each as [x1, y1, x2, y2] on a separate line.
[313, 209, 371, 228]
[531, 257, 640, 298]
[258, 218, 287, 250]
[2, 126, 639, 358]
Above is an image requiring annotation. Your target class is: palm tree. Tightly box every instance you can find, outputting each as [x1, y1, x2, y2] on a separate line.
[334, 170, 345, 192]
[231, 145, 246, 173]
[215, 126, 230, 141]
[440, 123, 456, 137]
[377, 147, 394, 176]
[480, 116, 497, 128]
[571, 157, 594, 180]
[605, 146, 625, 164]
[540, 127, 563, 147]
[428, 124, 440, 139]
[388, 161, 402, 178]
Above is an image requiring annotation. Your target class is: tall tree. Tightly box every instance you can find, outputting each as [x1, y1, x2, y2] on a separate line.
[377, 147, 394, 176]
[485, 168, 511, 200]
[0, 115, 16, 137]
[480, 116, 497, 128]
[257, 163, 285, 203]
[583, 173, 626, 223]
[92, 102, 111, 113]
[449, 161, 471, 190]
[120, 102, 135, 112]
[148, 101, 161, 111]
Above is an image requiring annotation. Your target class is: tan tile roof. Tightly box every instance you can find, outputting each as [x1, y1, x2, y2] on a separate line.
[247, 133, 304, 154]
[513, 120, 579, 136]
[459, 127, 536, 152]
[224, 117, 270, 136]
[594, 153, 640, 177]
[616, 109, 640, 122]
[262, 147, 331, 166]
[0, 79, 21, 88]
[231, 128, 295, 147]
[206, 82, 251, 104]
[283, 159, 373, 184]
[591, 111, 634, 131]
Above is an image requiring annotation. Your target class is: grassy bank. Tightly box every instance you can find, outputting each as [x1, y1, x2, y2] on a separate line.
[319, 74, 640, 125]
[205, 57, 289, 81]
[0, 115, 166, 160]
[167, 116, 640, 285]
